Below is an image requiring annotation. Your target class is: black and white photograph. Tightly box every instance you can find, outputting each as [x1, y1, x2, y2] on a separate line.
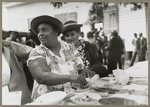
[2, 1, 148, 105]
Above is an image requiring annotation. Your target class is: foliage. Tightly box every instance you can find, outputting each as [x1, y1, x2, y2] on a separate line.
[88, 2, 148, 24]
[50, 2, 66, 8]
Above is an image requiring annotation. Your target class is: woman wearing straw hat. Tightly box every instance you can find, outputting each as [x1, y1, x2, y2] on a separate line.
[27, 15, 87, 100]
[62, 20, 109, 78]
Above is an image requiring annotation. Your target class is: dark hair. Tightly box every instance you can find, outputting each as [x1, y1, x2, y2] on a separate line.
[80, 32, 84, 38]
[87, 32, 93, 39]
[112, 30, 118, 37]
[29, 29, 41, 45]
[8, 31, 21, 42]
[2, 30, 9, 40]
[134, 33, 137, 37]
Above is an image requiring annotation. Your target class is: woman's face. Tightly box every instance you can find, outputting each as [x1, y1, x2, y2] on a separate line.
[37, 23, 58, 46]
[64, 30, 79, 44]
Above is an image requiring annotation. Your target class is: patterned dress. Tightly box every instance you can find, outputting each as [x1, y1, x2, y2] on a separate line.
[27, 39, 84, 100]
[76, 40, 90, 69]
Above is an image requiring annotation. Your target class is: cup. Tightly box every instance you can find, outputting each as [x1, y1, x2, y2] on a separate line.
[64, 82, 72, 93]
[113, 69, 129, 85]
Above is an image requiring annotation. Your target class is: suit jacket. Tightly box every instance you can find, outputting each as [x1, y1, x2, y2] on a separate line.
[107, 36, 124, 56]
[83, 41, 108, 77]
[140, 37, 147, 51]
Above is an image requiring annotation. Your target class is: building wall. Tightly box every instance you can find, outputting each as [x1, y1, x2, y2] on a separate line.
[103, 5, 118, 37]
[2, 3, 9, 31]
[3, 2, 92, 40]
[118, 4, 146, 51]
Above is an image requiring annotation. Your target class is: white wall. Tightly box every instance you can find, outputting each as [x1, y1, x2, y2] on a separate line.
[2, 4, 9, 31]
[3, 2, 92, 38]
[118, 4, 146, 51]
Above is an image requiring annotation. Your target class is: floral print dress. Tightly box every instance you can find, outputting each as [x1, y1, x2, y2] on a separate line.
[76, 40, 90, 69]
[27, 40, 84, 100]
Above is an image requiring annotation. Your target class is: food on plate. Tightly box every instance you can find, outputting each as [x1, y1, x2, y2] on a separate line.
[70, 93, 102, 105]
[71, 82, 91, 92]
[99, 97, 138, 105]
[99, 92, 109, 97]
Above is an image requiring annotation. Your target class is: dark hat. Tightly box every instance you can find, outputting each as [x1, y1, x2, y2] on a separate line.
[111, 30, 118, 35]
[31, 15, 63, 35]
[63, 20, 82, 33]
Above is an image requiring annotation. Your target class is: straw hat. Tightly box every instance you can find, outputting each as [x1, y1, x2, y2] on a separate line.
[31, 15, 63, 35]
[63, 20, 82, 33]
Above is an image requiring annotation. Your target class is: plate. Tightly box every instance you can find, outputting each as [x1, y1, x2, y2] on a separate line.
[99, 97, 138, 105]
[31, 91, 67, 105]
[70, 92, 102, 105]
[101, 77, 115, 81]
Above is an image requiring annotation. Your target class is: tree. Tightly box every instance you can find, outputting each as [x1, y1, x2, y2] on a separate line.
[88, 2, 148, 30]
[50, 2, 66, 8]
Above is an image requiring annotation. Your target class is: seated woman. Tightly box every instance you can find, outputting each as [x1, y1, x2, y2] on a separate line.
[27, 15, 90, 100]
[62, 21, 109, 78]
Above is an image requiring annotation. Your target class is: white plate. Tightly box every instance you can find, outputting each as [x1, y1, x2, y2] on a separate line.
[70, 92, 102, 105]
[101, 77, 115, 81]
[31, 91, 67, 105]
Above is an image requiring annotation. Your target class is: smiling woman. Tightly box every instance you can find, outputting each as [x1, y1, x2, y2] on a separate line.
[37, 23, 59, 48]
[27, 15, 91, 100]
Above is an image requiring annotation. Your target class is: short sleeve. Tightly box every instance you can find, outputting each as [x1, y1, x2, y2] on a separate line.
[27, 47, 46, 66]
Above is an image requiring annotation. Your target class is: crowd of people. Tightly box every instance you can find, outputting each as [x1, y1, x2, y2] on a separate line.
[2, 15, 148, 105]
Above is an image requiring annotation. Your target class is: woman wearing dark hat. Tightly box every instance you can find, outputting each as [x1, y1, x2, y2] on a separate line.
[27, 15, 87, 100]
[62, 20, 109, 78]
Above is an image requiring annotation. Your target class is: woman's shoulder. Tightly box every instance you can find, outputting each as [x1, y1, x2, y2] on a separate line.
[29, 45, 45, 57]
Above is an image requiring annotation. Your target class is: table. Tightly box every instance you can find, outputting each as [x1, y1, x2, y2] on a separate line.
[62, 61, 148, 105]
[26, 61, 148, 105]
[61, 77, 148, 105]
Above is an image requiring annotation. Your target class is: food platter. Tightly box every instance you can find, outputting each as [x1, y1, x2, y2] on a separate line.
[99, 97, 138, 105]
[70, 92, 102, 105]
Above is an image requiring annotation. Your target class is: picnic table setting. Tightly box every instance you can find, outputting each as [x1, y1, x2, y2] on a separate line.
[26, 61, 148, 105]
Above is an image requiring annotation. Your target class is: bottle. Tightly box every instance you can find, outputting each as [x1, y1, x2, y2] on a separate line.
[64, 82, 71, 93]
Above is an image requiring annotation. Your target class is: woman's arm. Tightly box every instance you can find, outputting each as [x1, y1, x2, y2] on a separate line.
[2, 40, 33, 60]
[28, 58, 87, 86]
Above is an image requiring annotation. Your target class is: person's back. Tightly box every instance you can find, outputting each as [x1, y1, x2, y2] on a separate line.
[108, 35, 124, 56]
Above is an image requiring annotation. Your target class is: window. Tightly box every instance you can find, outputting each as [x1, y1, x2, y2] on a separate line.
[55, 12, 77, 24]
[103, 5, 118, 32]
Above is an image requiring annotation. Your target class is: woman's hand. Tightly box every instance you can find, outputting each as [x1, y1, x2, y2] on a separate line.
[71, 74, 87, 86]
[80, 68, 95, 78]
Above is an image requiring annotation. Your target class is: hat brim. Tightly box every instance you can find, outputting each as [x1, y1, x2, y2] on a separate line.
[31, 15, 63, 35]
[63, 24, 82, 33]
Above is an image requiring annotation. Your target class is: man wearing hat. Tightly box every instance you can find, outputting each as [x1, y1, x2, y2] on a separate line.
[62, 20, 109, 78]
[137, 33, 147, 61]
[27, 15, 87, 100]
[106, 30, 125, 74]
